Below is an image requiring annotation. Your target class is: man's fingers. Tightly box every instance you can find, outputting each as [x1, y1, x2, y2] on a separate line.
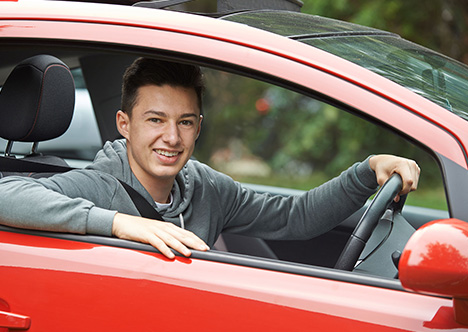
[147, 234, 177, 259]
[397, 160, 420, 195]
[369, 155, 421, 197]
[112, 213, 209, 259]
[164, 224, 210, 251]
[150, 223, 209, 258]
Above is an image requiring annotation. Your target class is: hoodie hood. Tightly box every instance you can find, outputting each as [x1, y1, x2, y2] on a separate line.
[86, 139, 195, 218]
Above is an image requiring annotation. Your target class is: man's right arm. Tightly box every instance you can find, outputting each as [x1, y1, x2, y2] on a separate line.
[0, 172, 209, 259]
[0, 172, 117, 235]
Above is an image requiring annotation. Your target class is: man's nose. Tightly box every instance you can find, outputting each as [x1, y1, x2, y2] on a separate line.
[162, 122, 181, 145]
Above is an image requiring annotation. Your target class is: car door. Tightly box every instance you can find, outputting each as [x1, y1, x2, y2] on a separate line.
[0, 228, 456, 331]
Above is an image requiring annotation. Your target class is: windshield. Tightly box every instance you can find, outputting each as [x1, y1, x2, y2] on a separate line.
[222, 11, 468, 121]
[302, 36, 468, 120]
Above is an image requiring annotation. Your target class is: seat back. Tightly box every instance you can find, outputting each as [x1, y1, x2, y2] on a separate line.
[0, 54, 75, 175]
[0, 54, 75, 157]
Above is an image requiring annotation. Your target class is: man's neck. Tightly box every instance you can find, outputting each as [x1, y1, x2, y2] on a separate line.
[125, 153, 176, 203]
[130, 167, 174, 203]
[145, 179, 174, 204]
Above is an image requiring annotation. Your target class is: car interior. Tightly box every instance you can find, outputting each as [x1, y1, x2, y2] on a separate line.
[0, 44, 450, 286]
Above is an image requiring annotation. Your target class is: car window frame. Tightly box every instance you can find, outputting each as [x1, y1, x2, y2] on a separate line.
[1, 16, 466, 167]
[0, 223, 409, 292]
[1, 13, 465, 292]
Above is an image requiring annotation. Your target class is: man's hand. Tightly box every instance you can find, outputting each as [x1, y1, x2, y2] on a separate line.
[369, 154, 420, 201]
[112, 213, 210, 259]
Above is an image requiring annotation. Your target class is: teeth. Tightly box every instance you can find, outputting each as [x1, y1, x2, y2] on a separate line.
[156, 149, 179, 157]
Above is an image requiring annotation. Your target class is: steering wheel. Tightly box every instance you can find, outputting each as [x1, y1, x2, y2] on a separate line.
[334, 174, 403, 271]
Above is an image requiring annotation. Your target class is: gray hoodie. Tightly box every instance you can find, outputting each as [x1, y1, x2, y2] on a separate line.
[0, 139, 378, 246]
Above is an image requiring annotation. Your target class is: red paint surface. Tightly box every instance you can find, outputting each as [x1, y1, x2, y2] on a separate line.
[0, 231, 459, 331]
[400, 219, 468, 326]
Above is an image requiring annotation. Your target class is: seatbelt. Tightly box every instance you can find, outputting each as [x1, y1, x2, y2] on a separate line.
[118, 180, 164, 220]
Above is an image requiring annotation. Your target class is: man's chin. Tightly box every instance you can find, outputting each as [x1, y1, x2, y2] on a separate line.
[151, 165, 183, 179]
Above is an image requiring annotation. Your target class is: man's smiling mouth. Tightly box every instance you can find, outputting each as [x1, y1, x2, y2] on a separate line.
[155, 149, 180, 157]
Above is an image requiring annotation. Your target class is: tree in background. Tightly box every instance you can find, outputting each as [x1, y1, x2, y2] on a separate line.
[301, 0, 468, 64]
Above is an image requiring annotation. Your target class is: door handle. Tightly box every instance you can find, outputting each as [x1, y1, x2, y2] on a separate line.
[0, 310, 31, 330]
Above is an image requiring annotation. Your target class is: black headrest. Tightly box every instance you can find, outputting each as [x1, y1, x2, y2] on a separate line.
[0, 55, 75, 142]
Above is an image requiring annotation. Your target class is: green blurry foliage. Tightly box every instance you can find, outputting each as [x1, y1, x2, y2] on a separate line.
[196, 71, 440, 182]
[301, 0, 468, 65]
[194, 68, 445, 209]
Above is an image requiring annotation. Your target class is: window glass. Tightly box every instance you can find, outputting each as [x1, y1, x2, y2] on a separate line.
[194, 69, 447, 211]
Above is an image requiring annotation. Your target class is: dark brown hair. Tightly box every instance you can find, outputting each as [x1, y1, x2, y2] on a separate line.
[121, 58, 204, 117]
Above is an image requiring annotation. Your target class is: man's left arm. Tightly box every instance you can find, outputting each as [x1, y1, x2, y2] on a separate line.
[220, 154, 420, 241]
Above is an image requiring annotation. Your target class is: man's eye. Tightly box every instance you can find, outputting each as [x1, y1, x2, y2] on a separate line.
[149, 118, 161, 123]
[180, 120, 193, 126]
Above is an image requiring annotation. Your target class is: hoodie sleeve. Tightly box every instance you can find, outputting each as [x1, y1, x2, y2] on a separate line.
[0, 170, 123, 236]
[219, 157, 379, 240]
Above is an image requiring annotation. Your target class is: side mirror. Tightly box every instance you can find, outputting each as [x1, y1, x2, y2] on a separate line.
[399, 219, 468, 326]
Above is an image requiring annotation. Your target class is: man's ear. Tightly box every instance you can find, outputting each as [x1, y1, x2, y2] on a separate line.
[116, 110, 130, 139]
[196, 115, 203, 139]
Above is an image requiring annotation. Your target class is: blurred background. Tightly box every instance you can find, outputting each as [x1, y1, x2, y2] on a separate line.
[301, 0, 468, 65]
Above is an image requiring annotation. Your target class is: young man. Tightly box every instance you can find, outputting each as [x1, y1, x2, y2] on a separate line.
[0, 58, 420, 259]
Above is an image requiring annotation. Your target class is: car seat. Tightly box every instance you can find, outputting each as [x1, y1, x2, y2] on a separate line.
[0, 54, 75, 175]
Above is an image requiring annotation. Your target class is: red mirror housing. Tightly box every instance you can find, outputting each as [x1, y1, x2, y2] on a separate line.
[399, 219, 468, 326]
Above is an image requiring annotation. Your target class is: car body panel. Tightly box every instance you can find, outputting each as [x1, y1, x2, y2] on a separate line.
[0, 229, 460, 331]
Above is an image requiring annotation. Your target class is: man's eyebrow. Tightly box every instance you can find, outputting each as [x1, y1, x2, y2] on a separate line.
[143, 110, 166, 117]
[143, 110, 199, 118]
[180, 113, 199, 118]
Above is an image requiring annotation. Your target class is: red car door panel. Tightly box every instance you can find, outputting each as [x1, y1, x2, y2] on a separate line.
[0, 230, 457, 331]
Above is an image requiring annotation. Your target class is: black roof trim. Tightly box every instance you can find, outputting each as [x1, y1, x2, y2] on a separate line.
[132, 0, 192, 9]
[290, 31, 399, 41]
[218, 0, 303, 12]
[131, 0, 303, 13]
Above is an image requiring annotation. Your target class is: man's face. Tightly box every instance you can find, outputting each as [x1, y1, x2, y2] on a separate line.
[117, 84, 202, 189]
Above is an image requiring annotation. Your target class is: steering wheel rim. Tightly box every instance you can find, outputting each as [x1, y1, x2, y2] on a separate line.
[334, 173, 403, 271]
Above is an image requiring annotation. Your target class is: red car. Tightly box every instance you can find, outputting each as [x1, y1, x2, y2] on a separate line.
[0, 0, 467, 331]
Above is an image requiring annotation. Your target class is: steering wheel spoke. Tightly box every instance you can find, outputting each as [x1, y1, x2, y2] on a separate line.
[334, 174, 403, 271]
